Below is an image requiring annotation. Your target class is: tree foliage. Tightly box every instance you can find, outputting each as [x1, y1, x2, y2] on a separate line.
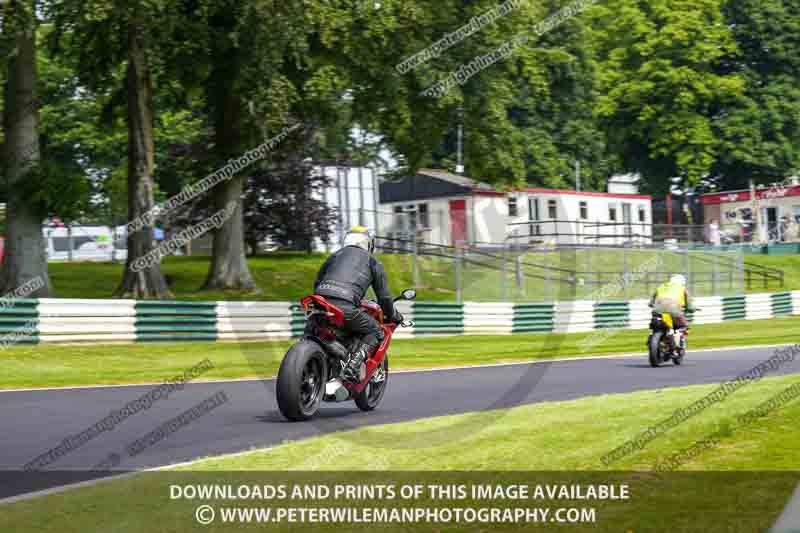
[3, 0, 800, 296]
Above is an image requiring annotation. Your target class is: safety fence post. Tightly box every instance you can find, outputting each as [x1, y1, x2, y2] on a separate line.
[455, 245, 463, 304]
[623, 247, 630, 300]
[502, 252, 509, 302]
[411, 234, 419, 288]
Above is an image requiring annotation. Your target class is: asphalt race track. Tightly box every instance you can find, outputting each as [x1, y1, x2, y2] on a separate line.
[1, 344, 798, 498]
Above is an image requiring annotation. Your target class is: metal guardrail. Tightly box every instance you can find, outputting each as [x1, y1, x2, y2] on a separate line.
[744, 261, 785, 289]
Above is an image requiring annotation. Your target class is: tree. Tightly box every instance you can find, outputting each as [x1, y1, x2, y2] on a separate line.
[0, 0, 52, 296]
[712, 0, 800, 189]
[48, 0, 184, 298]
[314, 0, 615, 190]
[243, 127, 336, 254]
[588, 0, 744, 192]
[186, 0, 310, 290]
[115, 12, 172, 297]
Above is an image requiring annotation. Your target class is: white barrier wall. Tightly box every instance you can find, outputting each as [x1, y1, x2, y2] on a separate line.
[216, 302, 292, 341]
[36, 298, 137, 343]
[463, 302, 514, 335]
[552, 301, 596, 334]
[2, 291, 798, 345]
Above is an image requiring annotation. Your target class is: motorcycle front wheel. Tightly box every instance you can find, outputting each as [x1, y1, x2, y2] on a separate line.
[355, 355, 389, 412]
[277, 340, 328, 421]
[648, 331, 664, 368]
[673, 339, 685, 366]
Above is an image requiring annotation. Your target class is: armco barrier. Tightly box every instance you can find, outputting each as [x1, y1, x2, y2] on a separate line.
[0, 291, 798, 345]
[512, 303, 555, 334]
[722, 295, 747, 321]
[135, 301, 217, 342]
[0, 298, 39, 344]
[771, 292, 794, 317]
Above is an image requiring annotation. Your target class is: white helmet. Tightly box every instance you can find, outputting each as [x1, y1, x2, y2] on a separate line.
[670, 274, 687, 287]
[343, 226, 376, 254]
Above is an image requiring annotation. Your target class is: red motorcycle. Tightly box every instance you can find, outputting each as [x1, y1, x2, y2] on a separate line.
[276, 289, 416, 421]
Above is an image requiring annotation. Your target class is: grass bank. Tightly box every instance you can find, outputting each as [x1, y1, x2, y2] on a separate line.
[44, 252, 800, 301]
[2, 375, 799, 532]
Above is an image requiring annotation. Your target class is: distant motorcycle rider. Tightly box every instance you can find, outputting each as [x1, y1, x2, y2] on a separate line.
[649, 274, 695, 350]
[313, 227, 403, 382]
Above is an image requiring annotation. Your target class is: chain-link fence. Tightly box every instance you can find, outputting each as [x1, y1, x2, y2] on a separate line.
[376, 237, 746, 303]
[459, 247, 744, 302]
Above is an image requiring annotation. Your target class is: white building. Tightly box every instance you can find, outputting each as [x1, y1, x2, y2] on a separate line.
[312, 161, 381, 252]
[43, 224, 128, 262]
[379, 169, 653, 247]
[700, 179, 800, 243]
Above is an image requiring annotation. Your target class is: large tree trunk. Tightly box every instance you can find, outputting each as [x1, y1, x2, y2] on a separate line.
[1, 10, 51, 297]
[203, 176, 257, 290]
[114, 21, 171, 299]
[201, 66, 257, 291]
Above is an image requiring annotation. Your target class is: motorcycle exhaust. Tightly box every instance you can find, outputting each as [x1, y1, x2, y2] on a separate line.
[324, 378, 351, 402]
[322, 339, 349, 360]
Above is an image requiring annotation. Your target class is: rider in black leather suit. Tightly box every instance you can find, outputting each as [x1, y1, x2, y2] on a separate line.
[313, 227, 402, 381]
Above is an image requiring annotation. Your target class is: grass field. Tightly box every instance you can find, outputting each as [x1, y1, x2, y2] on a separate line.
[3, 314, 800, 390]
[43, 251, 800, 302]
[48, 253, 429, 302]
[2, 374, 799, 532]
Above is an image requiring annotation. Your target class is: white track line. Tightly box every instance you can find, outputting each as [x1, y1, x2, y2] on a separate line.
[0, 342, 792, 394]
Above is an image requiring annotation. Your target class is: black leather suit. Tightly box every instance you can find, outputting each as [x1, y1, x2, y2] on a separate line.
[313, 245, 399, 348]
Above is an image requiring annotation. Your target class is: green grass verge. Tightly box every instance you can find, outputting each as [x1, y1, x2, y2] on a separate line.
[44, 252, 800, 301]
[172, 374, 800, 471]
[2, 375, 799, 532]
[3, 314, 800, 390]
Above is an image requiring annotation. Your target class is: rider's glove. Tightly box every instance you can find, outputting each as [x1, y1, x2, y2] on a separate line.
[393, 311, 404, 324]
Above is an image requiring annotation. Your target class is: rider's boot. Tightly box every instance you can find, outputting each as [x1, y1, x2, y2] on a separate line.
[342, 341, 375, 383]
[672, 331, 681, 354]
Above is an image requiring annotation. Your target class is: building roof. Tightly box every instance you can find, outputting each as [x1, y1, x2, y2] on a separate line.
[379, 169, 478, 203]
[474, 187, 651, 200]
[380, 168, 652, 203]
[416, 168, 494, 190]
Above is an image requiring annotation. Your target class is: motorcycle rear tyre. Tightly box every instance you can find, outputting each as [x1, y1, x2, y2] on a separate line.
[277, 340, 328, 421]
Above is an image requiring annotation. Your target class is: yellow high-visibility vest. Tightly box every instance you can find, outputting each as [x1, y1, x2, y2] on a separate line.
[655, 282, 686, 307]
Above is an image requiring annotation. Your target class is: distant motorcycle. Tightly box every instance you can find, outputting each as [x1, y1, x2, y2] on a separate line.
[276, 289, 416, 421]
[647, 308, 698, 367]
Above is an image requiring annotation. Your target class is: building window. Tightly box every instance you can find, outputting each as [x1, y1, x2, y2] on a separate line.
[579, 201, 588, 220]
[508, 197, 518, 217]
[528, 198, 541, 236]
[392, 205, 406, 233]
[609, 204, 617, 222]
[638, 206, 646, 223]
[418, 203, 429, 228]
[548, 199, 557, 219]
